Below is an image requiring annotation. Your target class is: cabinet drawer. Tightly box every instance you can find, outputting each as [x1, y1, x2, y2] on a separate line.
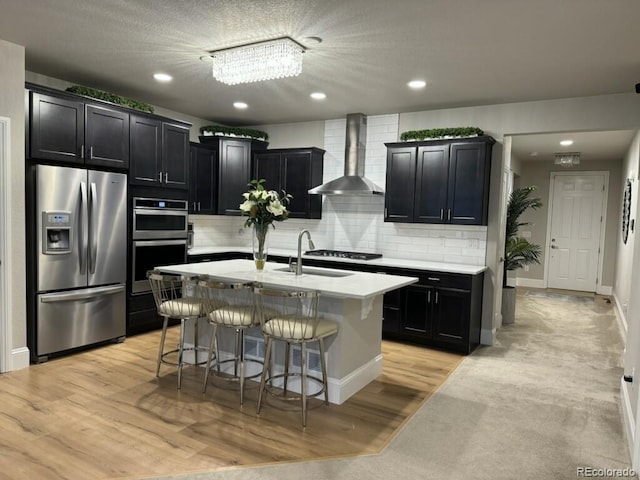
[417, 272, 471, 289]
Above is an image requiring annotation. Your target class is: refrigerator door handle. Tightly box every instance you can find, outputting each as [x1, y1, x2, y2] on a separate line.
[39, 284, 125, 303]
[79, 181, 88, 274]
[89, 182, 98, 274]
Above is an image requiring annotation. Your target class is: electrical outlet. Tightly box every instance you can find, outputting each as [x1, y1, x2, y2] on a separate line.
[524, 265, 529, 272]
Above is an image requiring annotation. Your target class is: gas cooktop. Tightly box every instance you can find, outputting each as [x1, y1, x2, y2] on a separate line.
[305, 249, 383, 261]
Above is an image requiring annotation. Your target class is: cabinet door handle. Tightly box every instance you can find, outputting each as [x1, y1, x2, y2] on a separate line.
[427, 291, 431, 303]
[192, 202, 196, 211]
[427, 277, 440, 281]
[80, 144, 85, 159]
[89, 146, 94, 160]
[158, 171, 163, 182]
[447, 209, 451, 221]
[198, 202, 201, 211]
[164, 172, 169, 183]
[440, 208, 444, 220]
[435, 291, 439, 304]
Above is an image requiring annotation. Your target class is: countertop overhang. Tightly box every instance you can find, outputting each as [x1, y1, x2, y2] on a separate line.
[156, 259, 418, 300]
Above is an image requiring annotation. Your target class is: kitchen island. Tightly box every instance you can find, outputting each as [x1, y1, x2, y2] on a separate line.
[156, 259, 418, 404]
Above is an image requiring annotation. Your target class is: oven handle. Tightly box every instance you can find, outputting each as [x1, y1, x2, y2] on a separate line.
[133, 239, 188, 247]
[133, 208, 188, 217]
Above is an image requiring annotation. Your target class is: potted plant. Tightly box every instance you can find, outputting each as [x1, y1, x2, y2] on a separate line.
[502, 186, 543, 324]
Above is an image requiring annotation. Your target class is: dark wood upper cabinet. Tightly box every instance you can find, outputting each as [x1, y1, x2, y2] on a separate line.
[253, 147, 324, 219]
[385, 136, 494, 225]
[162, 123, 189, 189]
[29, 92, 84, 164]
[84, 105, 129, 168]
[129, 116, 189, 190]
[129, 115, 162, 186]
[189, 142, 217, 214]
[195, 136, 268, 215]
[30, 92, 129, 168]
[218, 138, 254, 215]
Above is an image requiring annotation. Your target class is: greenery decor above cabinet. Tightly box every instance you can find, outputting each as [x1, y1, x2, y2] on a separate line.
[189, 142, 217, 214]
[198, 136, 269, 215]
[29, 90, 130, 169]
[129, 115, 190, 189]
[252, 148, 325, 219]
[384, 136, 494, 225]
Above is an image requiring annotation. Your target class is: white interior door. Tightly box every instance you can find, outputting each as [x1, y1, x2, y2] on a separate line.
[547, 173, 605, 292]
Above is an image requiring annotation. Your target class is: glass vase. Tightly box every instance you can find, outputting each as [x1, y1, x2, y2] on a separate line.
[252, 224, 270, 270]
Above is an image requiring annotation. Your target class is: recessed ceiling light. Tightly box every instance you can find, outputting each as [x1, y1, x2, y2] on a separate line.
[233, 102, 248, 109]
[153, 73, 173, 82]
[303, 36, 323, 45]
[560, 139, 573, 146]
[408, 80, 426, 89]
[529, 152, 539, 157]
[310, 92, 326, 100]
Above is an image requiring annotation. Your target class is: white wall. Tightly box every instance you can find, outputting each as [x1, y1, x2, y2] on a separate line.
[618, 132, 640, 458]
[0, 38, 27, 371]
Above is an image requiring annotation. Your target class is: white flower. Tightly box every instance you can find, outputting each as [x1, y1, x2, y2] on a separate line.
[242, 192, 250, 200]
[266, 200, 285, 216]
[260, 190, 271, 200]
[239, 200, 255, 212]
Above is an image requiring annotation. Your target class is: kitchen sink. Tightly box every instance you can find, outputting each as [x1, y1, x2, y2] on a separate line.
[273, 266, 353, 278]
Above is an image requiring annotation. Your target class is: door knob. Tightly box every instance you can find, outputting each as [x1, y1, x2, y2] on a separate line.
[550, 245, 558, 249]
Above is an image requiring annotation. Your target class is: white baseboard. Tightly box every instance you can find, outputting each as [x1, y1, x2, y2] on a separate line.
[480, 328, 496, 346]
[516, 278, 545, 288]
[621, 378, 636, 466]
[598, 284, 613, 295]
[327, 354, 383, 405]
[10, 347, 30, 371]
[612, 292, 629, 339]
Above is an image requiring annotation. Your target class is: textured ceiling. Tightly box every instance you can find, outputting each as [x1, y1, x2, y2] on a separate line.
[2, 0, 640, 127]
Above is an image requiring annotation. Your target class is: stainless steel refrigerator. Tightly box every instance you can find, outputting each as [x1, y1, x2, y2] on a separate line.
[32, 164, 127, 361]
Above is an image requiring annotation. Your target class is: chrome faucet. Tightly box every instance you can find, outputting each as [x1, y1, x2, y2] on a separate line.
[292, 229, 315, 275]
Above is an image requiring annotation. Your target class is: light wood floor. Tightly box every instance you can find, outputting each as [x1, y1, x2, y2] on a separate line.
[0, 328, 463, 480]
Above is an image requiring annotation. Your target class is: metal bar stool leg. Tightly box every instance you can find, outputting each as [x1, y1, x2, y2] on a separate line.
[283, 342, 291, 395]
[156, 316, 169, 377]
[202, 324, 218, 393]
[238, 329, 246, 404]
[301, 342, 308, 428]
[318, 338, 329, 404]
[257, 337, 273, 414]
[177, 318, 186, 389]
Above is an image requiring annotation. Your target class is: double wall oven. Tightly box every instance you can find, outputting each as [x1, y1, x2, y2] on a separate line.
[131, 197, 188, 294]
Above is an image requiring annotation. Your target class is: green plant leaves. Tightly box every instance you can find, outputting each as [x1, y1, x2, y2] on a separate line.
[400, 127, 484, 141]
[66, 86, 154, 113]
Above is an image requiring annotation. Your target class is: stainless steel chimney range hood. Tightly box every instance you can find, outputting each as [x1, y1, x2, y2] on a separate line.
[308, 113, 384, 196]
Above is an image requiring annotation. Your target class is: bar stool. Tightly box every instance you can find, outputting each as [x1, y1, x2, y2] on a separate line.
[147, 270, 206, 389]
[253, 286, 338, 427]
[197, 278, 263, 404]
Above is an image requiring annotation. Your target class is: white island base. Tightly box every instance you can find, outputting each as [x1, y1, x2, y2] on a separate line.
[158, 260, 417, 405]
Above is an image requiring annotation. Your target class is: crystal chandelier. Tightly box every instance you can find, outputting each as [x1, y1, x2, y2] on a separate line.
[209, 37, 305, 85]
[554, 152, 581, 167]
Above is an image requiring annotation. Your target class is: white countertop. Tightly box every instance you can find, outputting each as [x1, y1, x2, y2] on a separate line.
[157, 259, 418, 300]
[187, 246, 487, 275]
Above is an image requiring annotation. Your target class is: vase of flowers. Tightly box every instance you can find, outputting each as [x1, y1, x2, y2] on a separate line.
[239, 179, 291, 270]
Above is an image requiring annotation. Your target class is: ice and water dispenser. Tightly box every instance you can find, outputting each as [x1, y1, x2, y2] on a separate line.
[42, 211, 72, 254]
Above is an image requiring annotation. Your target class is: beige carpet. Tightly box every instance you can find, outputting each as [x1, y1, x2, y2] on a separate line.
[154, 288, 632, 480]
